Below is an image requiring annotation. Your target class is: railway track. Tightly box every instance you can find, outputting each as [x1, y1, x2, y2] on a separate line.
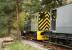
[22, 36, 72, 50]
[31, 40, 72, 50]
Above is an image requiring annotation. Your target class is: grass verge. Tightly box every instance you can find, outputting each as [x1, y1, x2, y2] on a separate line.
[2, 41, 39, 50]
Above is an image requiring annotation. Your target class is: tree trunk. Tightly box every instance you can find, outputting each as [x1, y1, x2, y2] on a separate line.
[16, 0, 21, 40]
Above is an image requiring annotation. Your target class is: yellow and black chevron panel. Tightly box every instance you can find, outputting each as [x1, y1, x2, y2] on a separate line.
[38, 11, 50, 31]
[51, 9, 56, 30]
[52, 9, 56, 21]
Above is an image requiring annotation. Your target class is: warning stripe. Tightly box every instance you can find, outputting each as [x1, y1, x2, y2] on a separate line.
[38, 18, 50, 27]
[39, 21, 50, 30]
[42, 25, 49, 31]
[39, 21, 49, 29]
[38, 19, 43, 24]
[45, 14, 49, 17]
[39, 22, 50, 31]
[53, 16, 56, 19]
[39, 20, 50, 27]
[38, 18, 50, 31]
[38, 11, 50, 31]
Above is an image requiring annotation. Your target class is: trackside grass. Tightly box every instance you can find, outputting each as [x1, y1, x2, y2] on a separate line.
[2, 41, 39, 50]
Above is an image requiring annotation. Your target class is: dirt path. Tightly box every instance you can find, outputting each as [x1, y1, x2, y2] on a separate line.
[21, 40, 52, 50]
[0, 37, 14, 48]
[0, 37, 51, 50]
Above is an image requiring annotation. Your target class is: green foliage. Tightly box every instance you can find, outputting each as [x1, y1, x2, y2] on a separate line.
[41, 0, 63, 11]
[0, 0, 40, 37]
[22, 0, 41, 13]
[19, 0, 41, 31]
[0, 16, 8, 37]
[19, 12, 26, 30]
[0, 0, 16, 37]
[0, 0, 16, 15]
[0, 28, 8, 37]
